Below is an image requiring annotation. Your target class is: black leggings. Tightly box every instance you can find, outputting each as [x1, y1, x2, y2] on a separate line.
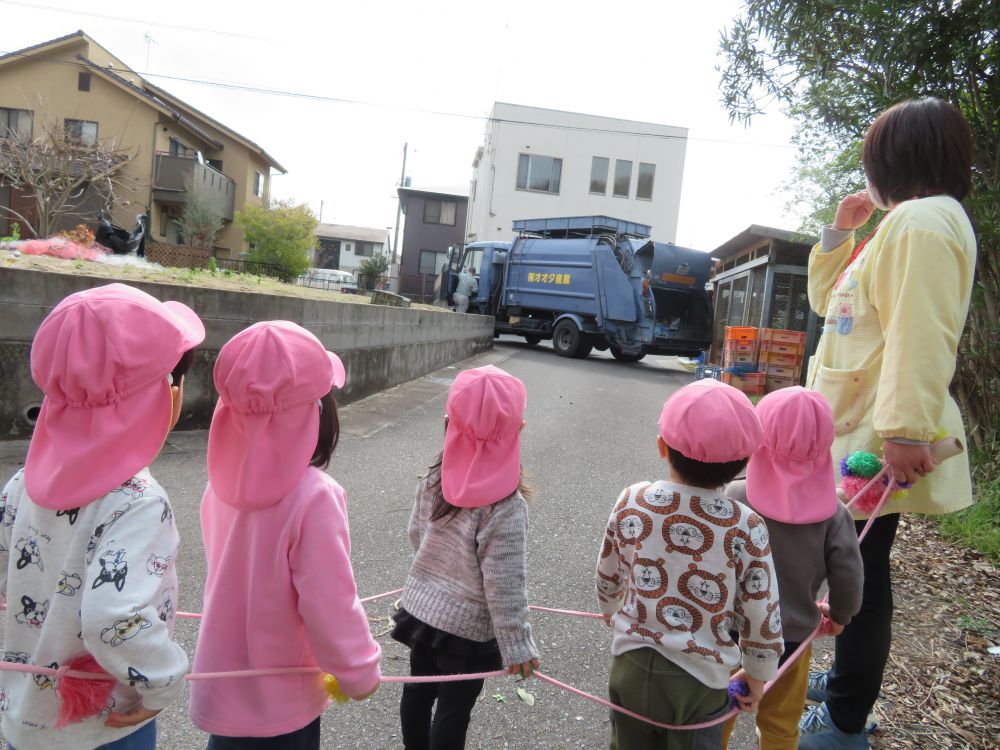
[826, 513, 900, 734]
[400, 641, 488, 750]
[206, 717, 320, 750]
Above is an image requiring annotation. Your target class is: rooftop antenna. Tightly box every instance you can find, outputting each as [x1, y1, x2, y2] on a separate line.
[144, 32, 158, 74]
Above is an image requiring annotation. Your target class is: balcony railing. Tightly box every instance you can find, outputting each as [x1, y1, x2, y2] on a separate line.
[152, 154, 235, 221]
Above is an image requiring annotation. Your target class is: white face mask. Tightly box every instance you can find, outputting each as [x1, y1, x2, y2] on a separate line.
[865, 178, 892, 211]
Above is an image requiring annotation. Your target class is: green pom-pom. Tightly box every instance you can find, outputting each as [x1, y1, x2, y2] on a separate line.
[846, 452, 883, 479]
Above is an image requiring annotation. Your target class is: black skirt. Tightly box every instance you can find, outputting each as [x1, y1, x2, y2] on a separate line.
[391, 608, 503, 674]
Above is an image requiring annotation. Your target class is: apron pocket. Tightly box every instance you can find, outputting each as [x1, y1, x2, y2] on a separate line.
[814, 365, 869, 436]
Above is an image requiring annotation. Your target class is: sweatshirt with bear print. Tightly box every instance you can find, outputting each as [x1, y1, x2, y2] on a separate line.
[597, 479, 783, 689]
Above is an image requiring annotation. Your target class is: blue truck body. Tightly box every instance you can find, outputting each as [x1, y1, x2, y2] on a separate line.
[440, 216, 713, 360]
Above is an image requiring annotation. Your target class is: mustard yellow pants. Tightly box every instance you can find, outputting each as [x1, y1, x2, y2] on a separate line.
[721, 644, 812, 750]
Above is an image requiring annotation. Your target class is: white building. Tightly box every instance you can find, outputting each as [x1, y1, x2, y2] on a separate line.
[467, 102, 687, 244]
[312, 223, 389, 274]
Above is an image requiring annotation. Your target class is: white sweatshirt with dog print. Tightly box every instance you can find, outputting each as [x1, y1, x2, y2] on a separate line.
[0, 468, 188, 750]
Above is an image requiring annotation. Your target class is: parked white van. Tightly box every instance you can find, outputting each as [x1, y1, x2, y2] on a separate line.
[298, 268, 358, 292]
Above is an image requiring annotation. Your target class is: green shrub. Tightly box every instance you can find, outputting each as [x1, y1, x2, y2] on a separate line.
[938, 442, 1000, 561]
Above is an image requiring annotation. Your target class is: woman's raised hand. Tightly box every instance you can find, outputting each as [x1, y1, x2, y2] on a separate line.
[833, 191, 877, 231]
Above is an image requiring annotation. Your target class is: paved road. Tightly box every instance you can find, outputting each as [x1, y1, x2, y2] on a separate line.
[0, 338, 757, 748]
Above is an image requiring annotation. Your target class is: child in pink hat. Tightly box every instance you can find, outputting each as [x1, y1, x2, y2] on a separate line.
[0, 283, 205, 750]
[596, 378, 782, 750]
[391, 365, 540, 749]
[721, 386, 863, 750]
[189, 321, 381, 749]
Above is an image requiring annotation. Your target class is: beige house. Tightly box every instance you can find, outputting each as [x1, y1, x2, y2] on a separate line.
[0, 30, 284, 255]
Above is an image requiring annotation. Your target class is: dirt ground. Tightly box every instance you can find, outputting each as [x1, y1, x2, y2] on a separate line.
[810, 516, 1000, 749]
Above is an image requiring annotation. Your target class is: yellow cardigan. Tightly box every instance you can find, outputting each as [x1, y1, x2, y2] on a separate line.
[806, 196, 976, 516]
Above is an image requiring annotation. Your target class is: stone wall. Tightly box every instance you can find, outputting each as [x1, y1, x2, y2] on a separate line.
[0, 268, 494, 438]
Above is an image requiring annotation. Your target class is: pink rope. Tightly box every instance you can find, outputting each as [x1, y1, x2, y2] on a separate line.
[0, 480, 897, 731]
[529, 605, 604, 620]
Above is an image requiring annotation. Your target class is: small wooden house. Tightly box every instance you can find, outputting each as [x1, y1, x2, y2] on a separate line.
[708, 225, 822, 377]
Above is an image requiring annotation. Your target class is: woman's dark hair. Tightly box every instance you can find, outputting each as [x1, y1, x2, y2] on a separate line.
[863, 97, 972, 203]
[170, 349, 196, 387]
[427, 453, 534, 523]
[310, 389, 340, 469]
[666, 446, 748, 490]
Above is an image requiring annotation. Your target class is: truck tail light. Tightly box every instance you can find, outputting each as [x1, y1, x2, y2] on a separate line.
[642, 278, 651, 297]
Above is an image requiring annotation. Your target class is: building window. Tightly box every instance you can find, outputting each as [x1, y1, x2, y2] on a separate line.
[424, 199, 457, 226]
[637, 162, 656, 200]
[613, 160, 632, 198]
[169, 138, 188, 157]
[419, 249, 447, 275]
[516, 153, 562, 194]
[253, 171, 263, 197]
[0, 107, 33, 138]
[78, 72, 91, 92]
[64, 119, 98, 146]
[355, 241, 375, 257]
[207, 158, 223, 172]
[590, 156, 609, 195]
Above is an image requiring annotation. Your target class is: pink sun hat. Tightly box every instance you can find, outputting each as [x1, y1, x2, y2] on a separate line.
[747, 387, 838, 524]
[442, 365, 526, 508]
[24, 283, 205, 510]
[658, 378, 762, 462]
[207, 321, 345, 510]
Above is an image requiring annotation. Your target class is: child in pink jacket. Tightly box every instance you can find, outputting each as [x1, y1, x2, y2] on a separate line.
[189, 321, 381, 749]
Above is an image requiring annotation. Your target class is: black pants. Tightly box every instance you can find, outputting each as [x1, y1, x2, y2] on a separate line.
[826, 513, 900, 734]
[206, 717, 321, 750]
[400, 640, 488, 750]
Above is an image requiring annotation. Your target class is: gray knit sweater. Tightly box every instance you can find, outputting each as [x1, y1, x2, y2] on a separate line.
[726, 480, 864, 641]
[401, 467, 538, 667]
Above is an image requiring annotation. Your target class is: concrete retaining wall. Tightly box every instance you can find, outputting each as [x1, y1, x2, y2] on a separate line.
[0, 268, 494, 437]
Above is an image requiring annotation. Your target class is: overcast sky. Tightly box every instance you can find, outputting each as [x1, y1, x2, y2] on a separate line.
[2, 0, 805, 252]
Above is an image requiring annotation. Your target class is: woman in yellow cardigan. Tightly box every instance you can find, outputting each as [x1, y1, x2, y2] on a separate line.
[799, 98, 977, 750]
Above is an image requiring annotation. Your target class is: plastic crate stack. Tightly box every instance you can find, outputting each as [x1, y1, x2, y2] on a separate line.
[759, 328, 808, 392]
[721, 327, 765, 395]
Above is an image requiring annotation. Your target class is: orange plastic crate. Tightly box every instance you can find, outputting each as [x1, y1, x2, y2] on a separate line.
[760, 340, 806, 357]
[723, 371, 766, 395]
[766, 364, 802, 379]
[760, 351, 803, 367]
[759, 328, 807, 345]
[765, 375, 798, 393]
[725, 326, 758, 342]
[723, 339, 757, 355]
[724, 351, 757, 365]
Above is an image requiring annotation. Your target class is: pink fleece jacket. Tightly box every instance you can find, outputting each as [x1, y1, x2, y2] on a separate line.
[189, 467, 381, 737]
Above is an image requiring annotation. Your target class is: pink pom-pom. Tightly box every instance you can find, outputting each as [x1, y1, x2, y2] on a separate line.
[840, 475, 887, 515]
[818, 614, 834, 636]
[55, 654, 116, 728]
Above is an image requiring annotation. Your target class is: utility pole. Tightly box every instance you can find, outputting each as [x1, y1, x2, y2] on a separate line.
[318, 200, 324, 223]
[392, 142, 407, 265]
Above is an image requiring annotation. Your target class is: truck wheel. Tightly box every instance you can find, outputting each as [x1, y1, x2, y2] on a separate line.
[611, 347, 646, 363]
[572, 341, 594, 359]
[524, 335, 541, 346]
[552, 320, 582, 358]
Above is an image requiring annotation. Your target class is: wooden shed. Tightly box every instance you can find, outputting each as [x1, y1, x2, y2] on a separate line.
[708, 225, 822, 377]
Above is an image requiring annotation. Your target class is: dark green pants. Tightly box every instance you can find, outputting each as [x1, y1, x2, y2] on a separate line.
[609, 648, 729, 750]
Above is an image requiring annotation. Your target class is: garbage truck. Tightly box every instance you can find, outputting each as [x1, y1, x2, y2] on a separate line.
[439, 216, 713, 361]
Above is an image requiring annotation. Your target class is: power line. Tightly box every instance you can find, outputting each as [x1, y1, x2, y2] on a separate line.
[0, 0, 272, 41]
[0, 47, 797, 150]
